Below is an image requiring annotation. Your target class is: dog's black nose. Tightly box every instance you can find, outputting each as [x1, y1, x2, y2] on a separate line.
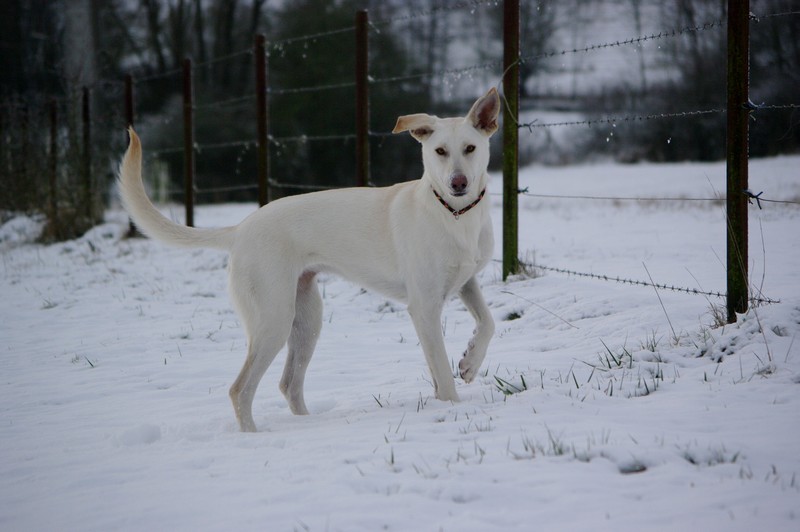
[450, 174, 468, 195]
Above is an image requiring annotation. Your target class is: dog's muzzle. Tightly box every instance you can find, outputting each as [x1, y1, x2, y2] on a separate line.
[450, 174, 468, 196]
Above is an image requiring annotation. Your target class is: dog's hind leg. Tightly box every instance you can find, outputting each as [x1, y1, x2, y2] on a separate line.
[279, 271, 322, 415]
[228, 266, 296, 432]
[457, 276, 495, 383]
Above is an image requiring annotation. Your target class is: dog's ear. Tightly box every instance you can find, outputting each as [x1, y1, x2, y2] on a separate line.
[393, 114, 436, 142]
[466, 87, 500, 137]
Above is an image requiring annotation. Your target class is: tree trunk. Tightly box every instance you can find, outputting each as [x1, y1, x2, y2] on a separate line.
[142, 0, 167, 72]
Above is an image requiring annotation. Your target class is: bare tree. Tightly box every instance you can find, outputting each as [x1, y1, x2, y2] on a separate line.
[141, 0, 167, 73]
[63, 0, 98, 87]
[167, 0, 189, 70]
[629, 0, 648, 92]
[212, 0, 239, 87]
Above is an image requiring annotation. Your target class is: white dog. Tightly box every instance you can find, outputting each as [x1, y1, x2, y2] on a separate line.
[119, 88, 499, 432]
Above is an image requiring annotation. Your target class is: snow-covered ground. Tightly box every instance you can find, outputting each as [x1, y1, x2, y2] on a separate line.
[2, 156, 799, 531]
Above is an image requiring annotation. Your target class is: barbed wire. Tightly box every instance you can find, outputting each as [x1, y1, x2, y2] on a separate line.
[757, 10, 800, 19]
[163, 183, 257, 197]
[515, 190, 722, 203]
[517, 260, 779, 305]
[194, 139, 254, 153]
[517, 102, 799, 132]
[268, 179, 339, 192]
[511, 189, 800, 207]
[518, 108, 725, 131]
[193, 95, 255, 111]
[12, 8, 798, 104]
[520, 19, 725, 66]
[272, 133, 355, 144]
[371, 59, 503, 85]
[758, 103, 800, 111]
[270, 80, 355, 96]
[146, 134, 354, 157]
[371, 17, 725, 89]
[270, 26, 355, 48]
[196, 48, 252, 68]
[195, 183, 258, 195]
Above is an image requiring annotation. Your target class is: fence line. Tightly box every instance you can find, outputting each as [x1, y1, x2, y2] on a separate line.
[520, 19, 725, 66]
[5, 3, 798, 318]
[270, 81, 355, 95]
[8, 9, 794, 107]
[513, 260, 780, 305]
[519, 104, 799, 132]
[3, 11, 782, 112]
[518, 108, 725, 131]
[509, 190, 800, 207]
[194, 95, 255, 111]
[270, 26, 355, 47]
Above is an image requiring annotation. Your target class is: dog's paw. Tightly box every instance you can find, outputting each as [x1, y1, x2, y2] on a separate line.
[459, 355, 478, 383]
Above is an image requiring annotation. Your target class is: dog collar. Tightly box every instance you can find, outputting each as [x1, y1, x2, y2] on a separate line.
[432, 187, 486, 220]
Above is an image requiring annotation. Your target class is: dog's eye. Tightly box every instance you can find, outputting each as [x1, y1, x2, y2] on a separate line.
[435, 147, 448, 156]
[465, 145, 476, 154]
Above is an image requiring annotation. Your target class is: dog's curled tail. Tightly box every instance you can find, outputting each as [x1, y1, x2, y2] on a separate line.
[118, 128, 235, 251]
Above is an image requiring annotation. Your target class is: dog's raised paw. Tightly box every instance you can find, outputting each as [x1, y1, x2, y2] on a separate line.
[458, 357, 477, 383]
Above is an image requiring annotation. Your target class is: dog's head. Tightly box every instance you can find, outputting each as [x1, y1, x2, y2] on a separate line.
[393, 88, 500, 202]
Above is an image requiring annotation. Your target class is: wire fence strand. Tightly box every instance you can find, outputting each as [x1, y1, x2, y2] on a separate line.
[517, 260, 780, 305]
[520, 19, 725, 66]
[519, 108, 725, 131]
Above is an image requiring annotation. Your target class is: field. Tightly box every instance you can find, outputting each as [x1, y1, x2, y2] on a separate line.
[2, 155, 799, 531]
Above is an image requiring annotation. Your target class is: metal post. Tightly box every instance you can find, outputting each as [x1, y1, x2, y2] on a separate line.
[82, 86, 92, 223]
[355, 9, 370, 188]
[20, 104, 28, 201]
[124, 73, 140, 237]
[0, 105, 5, 182]
[726, 0, 750, 323]
[502, 0, 520, 280]
[49, 99, 58, 226]
[255, 34, 270, 206]
[124, 74, 134, 128]
[183, 57, 195, 228]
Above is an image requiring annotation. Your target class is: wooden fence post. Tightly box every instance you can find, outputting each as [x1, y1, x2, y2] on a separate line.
[255, 33, 270, 206]
[726, 0, 750, 323]
[49, 99, 58, 226]
[502, 0, 520, 280]
[82, 86, 93, 223]
[0, 105, 5, 184]
[20, 104, 28, 203]
[183, 57, 195, 228]
[355, 9, 370, 188]
[124, 74, 134, 128]
[124, 73, 140, 237]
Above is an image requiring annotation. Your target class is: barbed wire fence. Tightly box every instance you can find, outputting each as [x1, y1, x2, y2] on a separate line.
[2, 1, 798, 319]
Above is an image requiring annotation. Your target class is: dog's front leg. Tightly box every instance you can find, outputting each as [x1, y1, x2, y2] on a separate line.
[458, 276, 495, 383]
[408, 296, 460, 402]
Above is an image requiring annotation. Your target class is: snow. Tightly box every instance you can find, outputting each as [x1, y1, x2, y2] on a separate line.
[2, 156, 799, 531]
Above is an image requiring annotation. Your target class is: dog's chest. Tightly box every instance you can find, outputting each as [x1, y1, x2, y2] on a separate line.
[438, 219, 488, 289]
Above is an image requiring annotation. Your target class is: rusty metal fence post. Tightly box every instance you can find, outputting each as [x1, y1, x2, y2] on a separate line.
[183, 57, 195, 228]
[255, 34, 270, 206]
[502, 0, 520, 280]
[124, 73, 140, 236]
[355, 9, 370, 188]
[124, 74, 134, 129]
[726, 0, 750, 323]
[82, 86, 93, 223]
[48, 99, 58, 226]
